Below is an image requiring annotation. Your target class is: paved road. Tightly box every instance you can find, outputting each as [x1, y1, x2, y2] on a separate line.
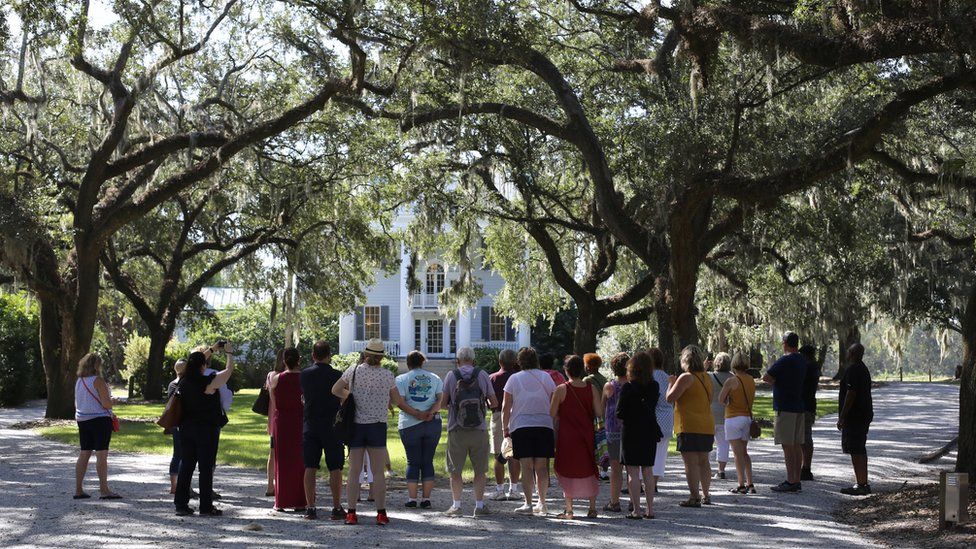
[0, 382, 959, 548]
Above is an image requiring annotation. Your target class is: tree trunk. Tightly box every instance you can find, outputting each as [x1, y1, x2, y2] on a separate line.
[955, 284, 976, 478]
[573, 305, 602, 355]
[655, 288, 678, 374]
[833, 324, 862, 381]
[38, 295, 95, 419]
[144, 323, 175, 401]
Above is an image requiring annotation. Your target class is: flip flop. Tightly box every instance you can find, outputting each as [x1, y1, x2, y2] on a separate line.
[99, 494, 123, 500]
[555, 512, 574, 520]
[73, 494, 91, 500]
[586, 509, 598, 519]
[644, 513, 655, 519]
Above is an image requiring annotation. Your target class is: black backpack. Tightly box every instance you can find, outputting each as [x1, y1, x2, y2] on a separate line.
[452, 368, 486, 428]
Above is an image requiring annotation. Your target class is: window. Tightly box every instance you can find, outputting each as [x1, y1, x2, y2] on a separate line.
[364, 306, 381, 340]
[425, 264, 444, 295]
[450, 321, 457, 354]
[414, 319, 421, 351]
[489, 307, 507, 342]
[427, 319, 443, 354]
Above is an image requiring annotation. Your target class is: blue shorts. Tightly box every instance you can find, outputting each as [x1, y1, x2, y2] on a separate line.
[348, 422, 387, 449]
[303, 428, 344, 471]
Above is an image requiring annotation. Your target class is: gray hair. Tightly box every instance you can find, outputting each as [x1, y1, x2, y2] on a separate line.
[498, 348, 517, 368]
[456, 346, 476, 365]
[680, 345, 705, 373]
[713, 352, 732, 372]
[731, 351, 750, 372]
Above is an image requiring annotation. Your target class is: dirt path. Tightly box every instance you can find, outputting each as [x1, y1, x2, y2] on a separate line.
[0, 382, 958, 548]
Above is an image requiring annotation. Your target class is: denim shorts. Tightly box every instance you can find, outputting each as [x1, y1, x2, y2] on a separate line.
[348, 422, 387, 449]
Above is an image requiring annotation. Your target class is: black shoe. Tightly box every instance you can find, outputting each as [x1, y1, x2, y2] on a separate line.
[800, 469, 814, 482]
[200, 507, 222, 516]
[405, 500, 418, 508]
[840, 484, 871, 496]
[175, 506, 195, 516]
[210, 491, 222, 500]
[304, 508, 318, 520]
[771, 481, 801, 493]
[331, 506, 348, 520]
[189, 489, 199, 500]
[419, 500, 432, 509]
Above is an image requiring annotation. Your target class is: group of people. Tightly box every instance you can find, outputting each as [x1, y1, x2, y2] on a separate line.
[71, 331, 876, 525]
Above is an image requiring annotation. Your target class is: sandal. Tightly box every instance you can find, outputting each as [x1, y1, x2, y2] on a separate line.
[99, 494, 123, 500]
[746, 484, 756, 494]
[701, 496, 712, 505]
[730, 486, 746, 494]
[586, 509, 598, 519]
[678, 498, 701, 508]
[265, 491, 275, 497]
[73, 493, 91, 500]
[555, 512, 574, 520]
[602, 502, 621, 512]
[644, 513, 655, 519]
[626, 511, 643, 519]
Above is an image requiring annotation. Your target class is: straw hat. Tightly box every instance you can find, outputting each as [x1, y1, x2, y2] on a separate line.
[363, 338, 385, 357]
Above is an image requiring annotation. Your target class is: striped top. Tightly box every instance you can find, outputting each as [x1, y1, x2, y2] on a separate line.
[653, 369, 675, 435]
[604, 379, 622, 435]
[674, 372, 714, 436]
[75, 376, 111, 421]
[726, 373, 756, 419]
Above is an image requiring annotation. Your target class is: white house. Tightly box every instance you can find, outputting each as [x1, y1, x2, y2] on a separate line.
[337, 242, 532, 359]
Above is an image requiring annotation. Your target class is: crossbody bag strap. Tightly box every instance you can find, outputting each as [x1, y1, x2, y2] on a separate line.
[694, 373, 712, 406]
[565, 381, 592, 419]
[81, 378, 111, 414]
[737, 374, 754, 419]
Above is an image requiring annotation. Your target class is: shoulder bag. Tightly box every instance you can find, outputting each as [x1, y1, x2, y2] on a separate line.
[252, 384, 271, 416]
[157, 391, 182, 434]
[333, 365, 358, 444]
[738, 374, 761, 439]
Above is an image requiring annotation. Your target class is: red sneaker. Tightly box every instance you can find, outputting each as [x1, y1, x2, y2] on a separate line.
[376, 510, 389, 526]
[344, 510, 358, 525]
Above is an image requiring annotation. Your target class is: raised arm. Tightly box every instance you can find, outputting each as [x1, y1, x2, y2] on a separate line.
[205, 342, 235, 394]
[666, 373, 693, 404]
[332, 375, 350, 401]
[719, 375, 740, 406]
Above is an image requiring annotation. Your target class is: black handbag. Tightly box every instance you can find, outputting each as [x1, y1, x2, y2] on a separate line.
[252, 386, 270, 416]
[333, 365, 358, 444]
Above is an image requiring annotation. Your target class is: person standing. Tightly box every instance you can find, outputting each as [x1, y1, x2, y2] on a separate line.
[763, 331, 808, 493]
[195, 344, 234, 501]
[582, 353, 606, 391]
[167, 359, 187, 495]
[616, 352, 661, 520]
[540, 353, 566, 386]
[648, 348, 674, 494]
[301, 341, 346, 520]
[264, 349, 286, 497]
[503, 347, 557, 516]
[395, 350, 443, 510]
[74, 353, 121, 501]
[666, 345, 714, 508]
[442, 347, 497, 517]
[174, 346, 235, 516]
[799, 345, 822, 481]
[270, 348, 305, 512]
[709, 353, 735, 480]
[550, 355, 603, 519]
[489, 349, 521, 501]
[837, 343, 874, 496]
[719, 352, 757, 494]
[331, 338, 397, 526]
[601, 352, 629, 512]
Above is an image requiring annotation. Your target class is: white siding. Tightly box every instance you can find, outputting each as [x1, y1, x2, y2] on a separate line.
[470, 269, 506, 342]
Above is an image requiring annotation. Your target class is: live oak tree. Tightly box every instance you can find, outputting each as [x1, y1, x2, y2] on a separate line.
[0, 0, 387, 418]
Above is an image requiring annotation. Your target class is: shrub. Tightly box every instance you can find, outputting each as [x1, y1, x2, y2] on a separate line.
[473, 347, 502, 374]
[122, 335, 150, 397]
[0, 292, 43, 406]
[332, 352, 400, 376]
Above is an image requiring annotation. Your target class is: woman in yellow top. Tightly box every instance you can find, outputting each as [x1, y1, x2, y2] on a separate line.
[719, 351, 757, 494]
[665, 345, 714, 508]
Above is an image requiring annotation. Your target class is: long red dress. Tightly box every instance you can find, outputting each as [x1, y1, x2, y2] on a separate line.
[273, 371, 305, 509]
[555, 382, 599, 499]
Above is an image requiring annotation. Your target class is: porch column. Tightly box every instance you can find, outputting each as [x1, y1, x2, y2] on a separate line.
[457, 308, 472, 350]
[338, 312, 355, 354]
[517, 320, 531, 349]
[398, 242, 414, 357]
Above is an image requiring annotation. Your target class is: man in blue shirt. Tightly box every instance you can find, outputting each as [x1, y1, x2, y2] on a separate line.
[300, 341, 345, 520]
[762, 331, 807, 493]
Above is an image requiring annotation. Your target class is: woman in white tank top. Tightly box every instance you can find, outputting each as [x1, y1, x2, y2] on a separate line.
[73, 353, 120, 500]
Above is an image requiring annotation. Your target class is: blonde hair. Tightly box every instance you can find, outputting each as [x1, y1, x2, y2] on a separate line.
[680, 345, 705, 373]
[76, 353, 103, 378]
[174, 359, 187, 376]
[731, 351, 750, 372]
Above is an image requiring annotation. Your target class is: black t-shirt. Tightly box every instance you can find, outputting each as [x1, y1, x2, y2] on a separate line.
[300, 362, 343, 431]
[839, 361, 873, 426]
[803, 358, 822, 413]
[178, 373, 223, 426]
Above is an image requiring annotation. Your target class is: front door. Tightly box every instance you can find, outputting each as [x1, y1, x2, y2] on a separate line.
[425, 319, 444, 356]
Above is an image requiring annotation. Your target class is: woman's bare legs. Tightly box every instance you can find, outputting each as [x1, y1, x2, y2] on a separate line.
[75, 451, 92, 497]
[346, 448, 366, 510]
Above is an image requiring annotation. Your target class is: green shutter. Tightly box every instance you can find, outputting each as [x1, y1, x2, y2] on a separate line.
[355, 307, 365, 340]
[481, 306, 490, 341]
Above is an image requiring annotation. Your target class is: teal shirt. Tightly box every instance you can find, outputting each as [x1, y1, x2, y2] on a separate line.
[395, 368, 443, 430]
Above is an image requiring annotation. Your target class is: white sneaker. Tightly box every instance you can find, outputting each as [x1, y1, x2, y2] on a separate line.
[473, 505, 492, 517]
[507, 488, 523, 501]
[533, 503, 548, 515]
[444, 505, 463, 517]
[491, 489, 507, 501]
[514, 503, 534, 515]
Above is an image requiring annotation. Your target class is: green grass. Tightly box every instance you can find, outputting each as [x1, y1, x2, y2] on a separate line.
[873, 372, 954, 382]
[39, 390, 839, 478]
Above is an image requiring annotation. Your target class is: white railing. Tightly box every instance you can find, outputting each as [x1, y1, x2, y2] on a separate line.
[412, 292, 439, 309]
[473, 340, 520, 351]
[351, 340, 401, 357]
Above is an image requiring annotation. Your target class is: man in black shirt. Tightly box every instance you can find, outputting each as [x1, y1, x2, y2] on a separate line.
[799, 345, 822, 481]
[300, 341, 346, 520]
[837, 343, 873, 496]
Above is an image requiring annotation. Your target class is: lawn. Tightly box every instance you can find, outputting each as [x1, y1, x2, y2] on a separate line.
[39, 389, 838, 479]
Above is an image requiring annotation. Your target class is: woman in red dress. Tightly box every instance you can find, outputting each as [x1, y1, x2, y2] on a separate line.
[549, 355, 604, 519]
[271, 347, 305, 511]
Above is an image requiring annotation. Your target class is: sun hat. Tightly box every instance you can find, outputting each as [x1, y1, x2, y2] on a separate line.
[363, 338, 385, 356]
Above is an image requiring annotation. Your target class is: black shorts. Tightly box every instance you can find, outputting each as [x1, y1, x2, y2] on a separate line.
[78, 416, 113, 451]
[303, 428, 345, 471]
[676, 433, 714, 453]
[511, 427, 555, 459]
[842, 425, 869, 455]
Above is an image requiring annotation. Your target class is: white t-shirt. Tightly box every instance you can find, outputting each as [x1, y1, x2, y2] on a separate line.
[341, 363, 396, 424]
[503, 369, 557, 432]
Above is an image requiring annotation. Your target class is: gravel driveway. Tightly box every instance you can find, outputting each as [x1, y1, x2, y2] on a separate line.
[0, 382, 959, 548]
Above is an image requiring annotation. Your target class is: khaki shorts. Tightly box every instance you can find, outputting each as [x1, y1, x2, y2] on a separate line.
[446, 427, 490, 474]
[774, 411, 806, 445]
[804, 412, 815, 445]
[490, 411, 505, 455]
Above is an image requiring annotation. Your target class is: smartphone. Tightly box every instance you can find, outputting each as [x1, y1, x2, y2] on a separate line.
[216, 340, 227, 349]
